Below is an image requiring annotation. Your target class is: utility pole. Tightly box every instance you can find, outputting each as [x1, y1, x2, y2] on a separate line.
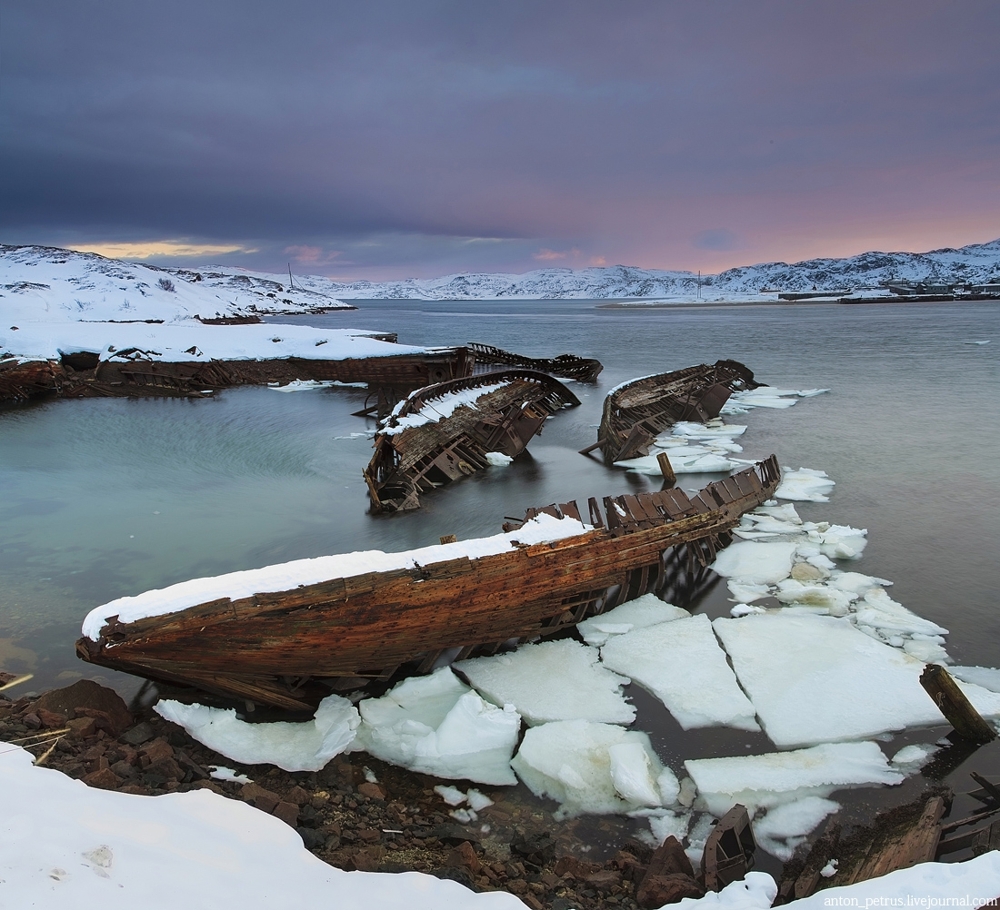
[287, 263, 296, 290]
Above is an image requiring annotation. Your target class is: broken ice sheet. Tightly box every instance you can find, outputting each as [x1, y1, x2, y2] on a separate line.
[355, 667, 520, 785]
[576, 593, 688, 647]
[455, 639, 635, 726]
[713, 613, 1000, 748]
[950, 666, 1000, 693]
[600, 613, 759, 732]
[511, 720, 671, 818]
[711, 540, 799, 585]
[155, 694, 360, 773]
[754, 797, 841, 861]
[775, 467, 836, 502]
[684, 741, 903, 818]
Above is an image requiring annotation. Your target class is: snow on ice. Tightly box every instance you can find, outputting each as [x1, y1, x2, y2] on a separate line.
[454, 639, 635, 726]
[599, 614, 759, 732]
[155, 695, 360, 772]
[355, 668, 521, 785]
[575, 593, 689, 647]
[511, 720, 672, 818]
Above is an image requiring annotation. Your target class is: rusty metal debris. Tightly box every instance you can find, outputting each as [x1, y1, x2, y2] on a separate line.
[363, 369, 580, 512]
[77, 455, 780, 710]
[467, 341, 603, 383]
[582, 359, 761, 464]
[702, 804, 756, 892]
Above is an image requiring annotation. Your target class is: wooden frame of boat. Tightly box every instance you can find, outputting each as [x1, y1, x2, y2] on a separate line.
[584, 359, 761, 464]
[467, 341, 604, 383]
[0, 346, 475, 403]
[76, 455, 780, 710]
[363, 369, 580, 513]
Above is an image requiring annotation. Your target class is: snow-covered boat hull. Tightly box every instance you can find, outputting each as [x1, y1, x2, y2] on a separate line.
[77, 456, 780, 710]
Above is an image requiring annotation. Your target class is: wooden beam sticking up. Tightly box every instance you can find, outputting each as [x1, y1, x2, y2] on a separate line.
[657, 452, 677, 487]
[920, 664, 997, 744]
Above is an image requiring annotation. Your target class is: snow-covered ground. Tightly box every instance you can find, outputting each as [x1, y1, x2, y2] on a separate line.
[4, 740, 998, 909]
[4, 238, 999, 309]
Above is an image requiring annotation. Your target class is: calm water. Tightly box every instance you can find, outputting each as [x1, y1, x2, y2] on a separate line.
[1, 299, 998, 859]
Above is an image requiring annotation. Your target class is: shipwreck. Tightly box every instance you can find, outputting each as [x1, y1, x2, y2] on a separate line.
[583, 359, 761, 465]
[363, 369, 580, 512]
[77, 455, 780, 710]
[467, 341, 603, 383]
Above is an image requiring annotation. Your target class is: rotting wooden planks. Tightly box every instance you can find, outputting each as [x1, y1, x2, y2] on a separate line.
[78, 456, 779, 709]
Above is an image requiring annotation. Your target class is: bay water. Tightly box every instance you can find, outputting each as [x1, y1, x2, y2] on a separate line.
[1, 299, 998, 863]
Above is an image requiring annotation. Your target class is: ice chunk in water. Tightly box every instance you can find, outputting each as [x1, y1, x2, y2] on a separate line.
[685, 741, 903, 818]
[608, 741, 662, 808]
[485, 452, 513, 466]
[600, 614, 759, 731]
[714, 613, 949, 747]
[511, 720, 665, 817]
[776, 468, 835, 502]
[775, 579, 855, 616]
[711, 540, 799, 585]
[648, 811, 691, 847]
[356, 668, 520, 785]
[754, 797, 840, 861]
[576, 593, 688, 646]
[455, 639, 634, 726]
[155, 694, 360, 773]
[951, 666, 1000, 693]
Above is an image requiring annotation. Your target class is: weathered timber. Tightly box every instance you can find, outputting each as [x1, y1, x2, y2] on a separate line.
[364, 369, 580, 512]
[920, 664, 998, 744]
[77, 455, 780, 710]
[589, 360, 761, 464]
[467, 341, 603, 382]
[0, 347, 474, 404]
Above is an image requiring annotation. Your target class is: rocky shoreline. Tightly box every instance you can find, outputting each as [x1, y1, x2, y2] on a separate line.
[2, 679, 715, 909]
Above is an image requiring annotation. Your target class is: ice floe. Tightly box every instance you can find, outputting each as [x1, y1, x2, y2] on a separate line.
[721, 387, 829, 414]
[454, 639, 635, 726]
[355, 668, 520, 785]
[950, 665, 1000, 693]
[155, 694, 360, 772]
[711, 540, 800, 585]
[753, 796, 841, 861]
[511, 720, 671, 817]
[600, 613, 759, 731]
[775, 467, 836, 502]
[713, 613, 1000, 747]
[684, 741, 904, 818]
[575, 593, 688, 647]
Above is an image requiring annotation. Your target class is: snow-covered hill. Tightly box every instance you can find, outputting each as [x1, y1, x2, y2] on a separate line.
[0, 245, 351, 325]
[300, 238, 1000, 300]
[3, 240, 999, 316]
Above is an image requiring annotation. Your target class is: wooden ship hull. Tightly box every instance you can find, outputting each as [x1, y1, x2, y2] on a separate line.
[0, 347, 475, 404]
[586, 359, 761, 464]
[363, 369, 580, 512]
[467, 342, 603, 383]
[77, 456, 780, 710]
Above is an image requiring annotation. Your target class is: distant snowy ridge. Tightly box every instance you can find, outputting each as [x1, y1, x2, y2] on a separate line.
[300, 237, 1000, 300]
[0, 244, 351, 325]
[3, 239, 999, 313]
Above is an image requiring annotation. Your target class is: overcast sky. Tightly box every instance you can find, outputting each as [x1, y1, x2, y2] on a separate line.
[2, 1, 998, 279]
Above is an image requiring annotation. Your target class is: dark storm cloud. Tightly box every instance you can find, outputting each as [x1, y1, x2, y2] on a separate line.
[2, 0, 998, 276]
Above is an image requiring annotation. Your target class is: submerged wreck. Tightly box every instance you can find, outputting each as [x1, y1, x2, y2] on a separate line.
[467, 341, 604, 383]
[584, 359, 761, 464]
[363, 369, 580, 512]
[77, 455, 780, 710]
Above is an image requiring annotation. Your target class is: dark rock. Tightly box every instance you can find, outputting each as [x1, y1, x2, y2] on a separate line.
[138, 737, 174, 767]
[120, 721, 156, 746]
[584, 869, 623, 892]
[299, 827, 326, 849]
[431, 867, 478, 891]
[240, 782, 281, 814]
[22, 713, 42, 729]
[430, 823, 479, 846]
[644, 835, 695, 879]
[511, 831, 555, 867]
[551, 899, 579, 910]
[33, 680, 132, 734]
[66, 716, 99, 739]
[357, 828, 381, 843]
[553, 855, 602, 879]
[82, 767, 121, 790]
[446, 840, 481, 874]
[358, 781, 386, 801]
[36, 708, 67, 728]
[272, 800, 300, 828]
[285, 785, 311, 805]
[637, 872, 705, 907]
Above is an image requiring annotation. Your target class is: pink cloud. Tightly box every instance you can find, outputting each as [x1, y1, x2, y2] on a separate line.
[285, 245, 342, 265]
